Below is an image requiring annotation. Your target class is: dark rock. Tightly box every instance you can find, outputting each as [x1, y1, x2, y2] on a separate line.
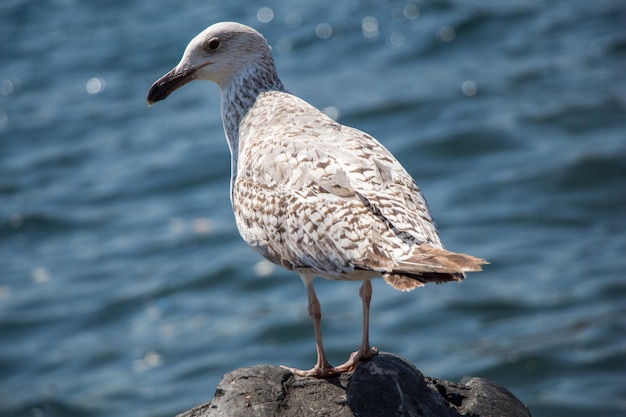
[176, 352, 531, 417]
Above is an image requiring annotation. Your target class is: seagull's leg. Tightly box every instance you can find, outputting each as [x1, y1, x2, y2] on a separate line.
[334, 279, 378, 372]
[305, 274, 333, 372]
[358, 278, 378, 358]
[281, 273, 335, 378]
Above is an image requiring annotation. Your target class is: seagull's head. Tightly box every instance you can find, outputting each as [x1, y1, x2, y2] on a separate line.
[147, 22, 273, 105]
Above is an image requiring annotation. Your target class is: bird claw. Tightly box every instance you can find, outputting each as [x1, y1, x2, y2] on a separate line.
[280, 364, 343, 378]
[281, 346, 378, 378]
[333, 346, 378, 373]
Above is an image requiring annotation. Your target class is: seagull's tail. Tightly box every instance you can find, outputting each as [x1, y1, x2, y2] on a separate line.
[383, 244, 487, 291]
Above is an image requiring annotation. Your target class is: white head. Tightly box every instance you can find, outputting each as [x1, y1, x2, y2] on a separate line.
[147, 22, 277, 104]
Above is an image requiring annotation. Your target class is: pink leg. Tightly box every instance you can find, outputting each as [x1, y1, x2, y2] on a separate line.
[334, 279, 378, 372]
[281, 273, 336, 377]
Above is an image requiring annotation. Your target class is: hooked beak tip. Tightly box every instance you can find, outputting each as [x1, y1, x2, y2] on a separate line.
[146, 66, 195, 106]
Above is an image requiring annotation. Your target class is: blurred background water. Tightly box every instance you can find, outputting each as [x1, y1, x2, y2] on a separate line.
[2, 0, 625, 416]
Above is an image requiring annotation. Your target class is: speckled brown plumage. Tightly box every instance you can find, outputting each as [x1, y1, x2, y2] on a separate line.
[147, 22, 487, 378]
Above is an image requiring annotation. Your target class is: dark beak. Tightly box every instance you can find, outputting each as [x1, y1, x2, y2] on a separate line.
[147, 66, 195, 106]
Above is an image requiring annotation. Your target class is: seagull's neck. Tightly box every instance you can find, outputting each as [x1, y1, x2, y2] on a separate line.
[220, 59, 286, 199]
[221, 63, 285, 149]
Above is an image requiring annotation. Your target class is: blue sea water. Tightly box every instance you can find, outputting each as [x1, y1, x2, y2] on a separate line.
[1, 0, 625, 416]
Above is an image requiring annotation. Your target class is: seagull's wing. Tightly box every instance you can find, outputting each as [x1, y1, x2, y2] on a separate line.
[325, 125, 442, 247]
[326, 126, 486, 281]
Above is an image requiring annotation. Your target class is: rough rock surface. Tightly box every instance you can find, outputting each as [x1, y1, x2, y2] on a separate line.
[175, 352, 531, 417]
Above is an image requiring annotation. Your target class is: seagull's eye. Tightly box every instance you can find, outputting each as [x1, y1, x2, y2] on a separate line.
[206, 37, 220, 51]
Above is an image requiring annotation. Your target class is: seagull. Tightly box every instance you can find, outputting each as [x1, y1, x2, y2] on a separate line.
[147, 22, 486, 378]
